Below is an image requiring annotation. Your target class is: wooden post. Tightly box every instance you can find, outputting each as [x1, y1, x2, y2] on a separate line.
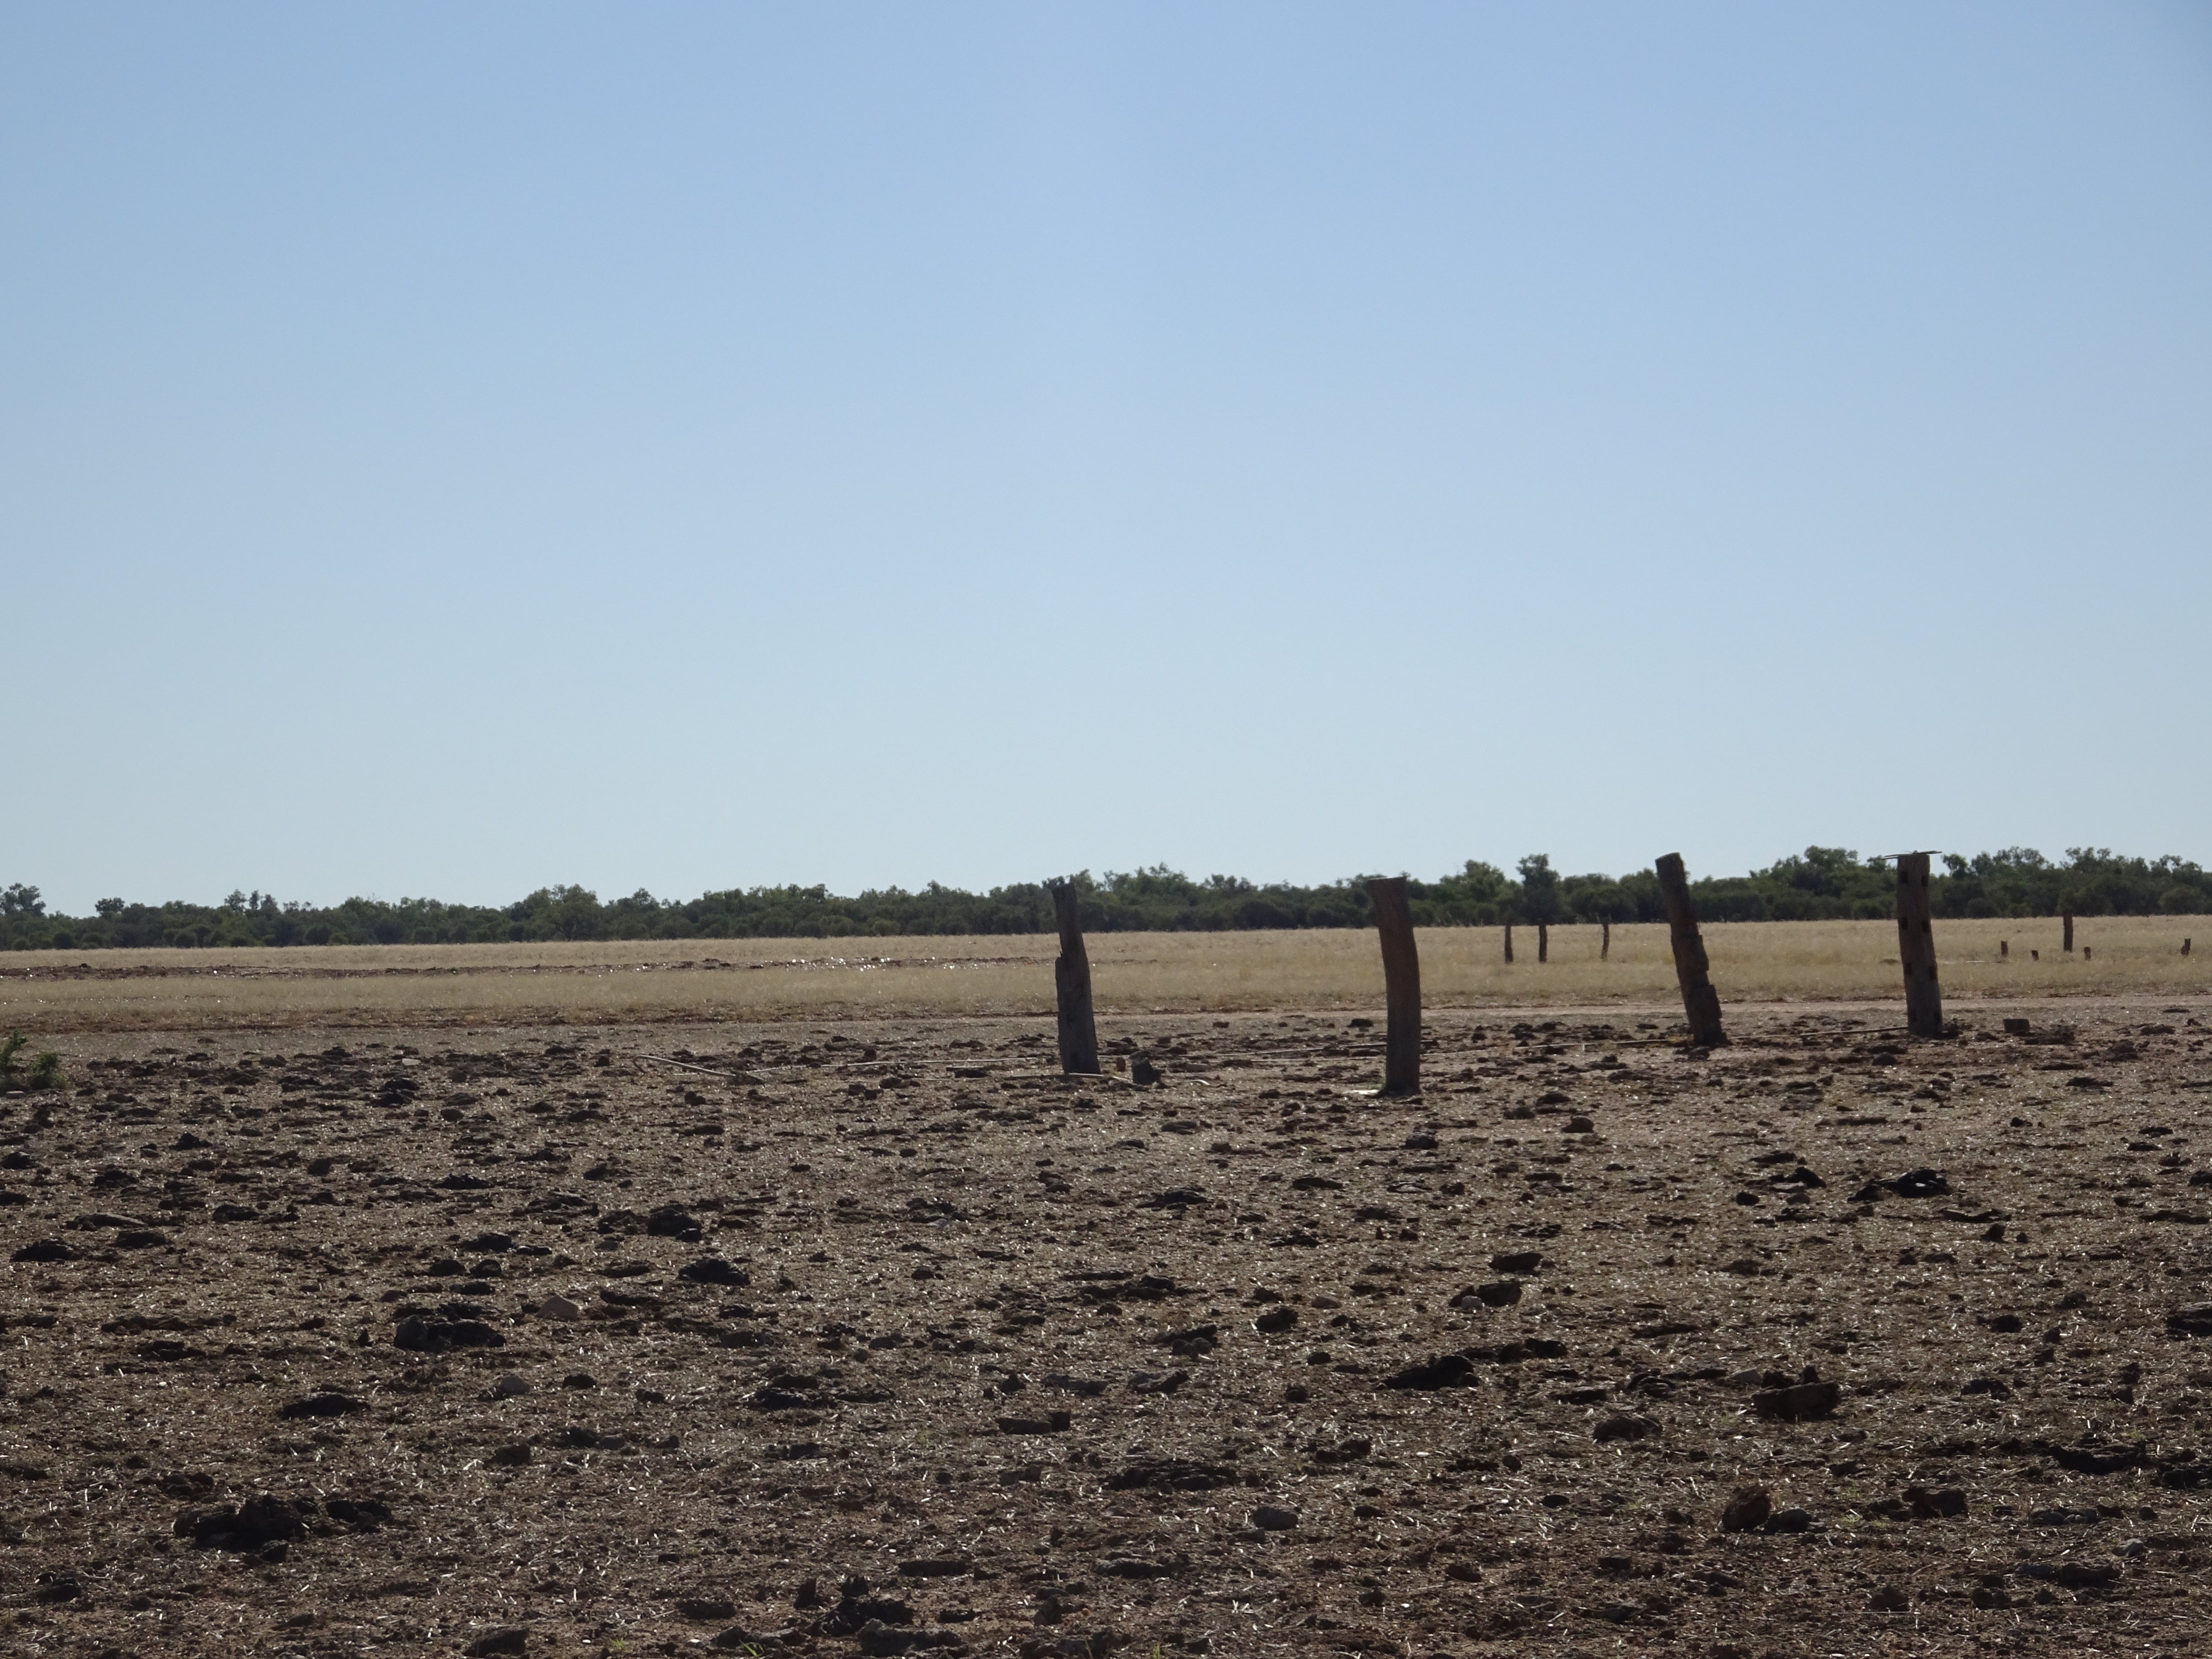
[1601, 920, 1611, 961]
[1502, 923, 1514, 964]
[1895, 852, 1944, 1038]
[1654, 853, 1726, 1048]
[1367, 876, 1422, 1097]
[2186, 938, 2193, 957]
[2063, 912, 2074, 953]
[1051, 883, 1098, 1075]
[1537, 922, 1549, 964]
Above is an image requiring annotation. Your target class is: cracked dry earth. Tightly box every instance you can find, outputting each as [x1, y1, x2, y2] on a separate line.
[4, 1000, 2212, 1659]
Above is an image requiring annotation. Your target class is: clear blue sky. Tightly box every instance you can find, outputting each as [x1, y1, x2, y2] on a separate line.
[6, 3, 2209, 914]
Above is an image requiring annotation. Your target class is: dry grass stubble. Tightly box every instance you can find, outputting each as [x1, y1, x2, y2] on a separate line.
[0, 916, 2203, 1033]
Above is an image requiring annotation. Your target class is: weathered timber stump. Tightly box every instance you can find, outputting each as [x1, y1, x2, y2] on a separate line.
[1655, 853, 1726, 1048]
[1367, 876, 1422, 1097]
[1896, 852, 1944, 1039]
[1051, 882, 1099, 1076]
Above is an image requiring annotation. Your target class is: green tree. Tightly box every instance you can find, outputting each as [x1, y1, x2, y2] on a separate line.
[1515, 855, 1562, 925]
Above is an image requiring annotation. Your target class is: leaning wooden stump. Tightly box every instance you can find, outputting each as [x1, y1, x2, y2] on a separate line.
[1367, 876, 1422, 1096]
[1654, 853, 1726, 1048]
[1537, 923, 1549, 964]
[1051, 882, 1099, 1076]
[1895, 852, 1944, 1039]
[2063, 911, 2074, 953]
[1502, 923, 1514, 965]
[1601, 921, 1611, 961]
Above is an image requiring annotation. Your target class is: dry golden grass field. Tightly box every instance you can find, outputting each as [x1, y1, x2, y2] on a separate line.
[0, 917, 2204, 1034]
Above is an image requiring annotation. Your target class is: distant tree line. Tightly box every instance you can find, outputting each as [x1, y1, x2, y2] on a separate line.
[0, 846, 2204, 952]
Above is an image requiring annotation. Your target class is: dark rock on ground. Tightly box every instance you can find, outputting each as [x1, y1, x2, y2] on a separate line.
[177, 1493, 313, 1551]
[1721, 1488, 1772, 1532]
[394, 1315, 505, 1353]
[1751, 1380, 1840, 1421]
[1382, 1354, 1475, 1391]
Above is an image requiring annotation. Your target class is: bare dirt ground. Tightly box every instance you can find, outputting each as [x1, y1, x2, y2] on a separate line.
[4, 994, 2211, 1659]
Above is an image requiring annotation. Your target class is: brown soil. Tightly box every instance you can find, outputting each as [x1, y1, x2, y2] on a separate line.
[2, 998, 2209, 1658]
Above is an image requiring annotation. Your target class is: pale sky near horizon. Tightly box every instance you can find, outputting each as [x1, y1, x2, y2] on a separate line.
[5, 3, 2209, 914]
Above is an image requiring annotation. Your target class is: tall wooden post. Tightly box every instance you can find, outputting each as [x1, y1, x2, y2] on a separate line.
[2062, 912, 2074, 953]
[1537, 922, 1549, 964]
[1601, 920, 1611, 961]
[1502, 923, 1514, 964]
[1654, 853, 1726, 1048]
[1895, 852, 1943, 1039]
[1367, 877, 1422, 1097]
[1051, 883, 1098, 1075]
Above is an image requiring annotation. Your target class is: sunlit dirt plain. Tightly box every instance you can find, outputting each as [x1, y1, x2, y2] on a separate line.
[3, 926, 2211, 1659]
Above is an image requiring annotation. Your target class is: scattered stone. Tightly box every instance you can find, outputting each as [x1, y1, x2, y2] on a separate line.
[394, 1314, 505, 1353]
[1849, 1168, 1951, 1203]
[1751, 1380, 1841, 1422]
[2053, 1442, 2144, 1476]
[1105, 1459, 1241, 1492]
[678, 1257, 750, 1286]
[1137, 1187, 1208, 1210]
[1127, 1369, 1188, 1394]
[1593, 1413, 1660, 1443]
[323, 1497, 393, 1531]
[898, 1558, 973, 1578]
[1721, 1487, 1771, 1533]
[464, 1630, 529, 1657]
[1250, 1504, 1299, 1531]
[176, 1493, 313, 1551]
[2167, 1303, 2212, 1337]
[1382, 1354, 1475, 1391]
[1096, 1556, 1175, 1579]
